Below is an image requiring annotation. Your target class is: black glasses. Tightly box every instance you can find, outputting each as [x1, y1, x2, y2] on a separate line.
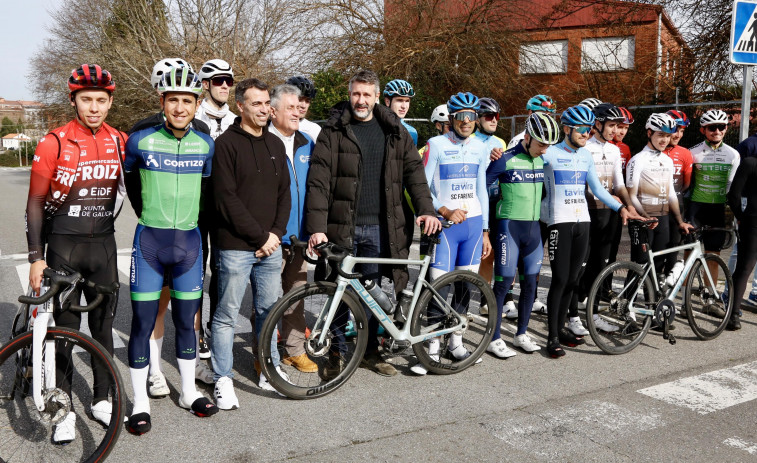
[211, 76, 234, 87]
[453, 111, 478, 122]
[705, 124, 727, 132]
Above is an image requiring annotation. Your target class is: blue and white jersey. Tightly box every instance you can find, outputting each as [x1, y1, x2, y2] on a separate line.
[401, 119, 418, 146]
[541, 140, 622, 226]
[423, 131, 489, 228]
[472, 131, 506, 198]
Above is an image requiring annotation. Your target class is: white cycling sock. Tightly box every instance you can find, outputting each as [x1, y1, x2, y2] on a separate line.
[178, 358, 200, 404]
[448, 333, 463, 351]
[195, 330, 200, 366]
[149, 337, 163, 376]
[130, 367, 150, 415]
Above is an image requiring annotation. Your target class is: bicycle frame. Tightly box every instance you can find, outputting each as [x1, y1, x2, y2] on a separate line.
[630, 239, 718, 316]
[313, 254, 468, 347]
[28, 294, 57, 412]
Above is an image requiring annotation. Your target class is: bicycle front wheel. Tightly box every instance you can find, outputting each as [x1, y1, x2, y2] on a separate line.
[586, 261, 654, 355]
[410, 270, 496, 375]
[684, 253, 733, 340]
[259, 281, 368, 399]
[0, 327, 124, 463]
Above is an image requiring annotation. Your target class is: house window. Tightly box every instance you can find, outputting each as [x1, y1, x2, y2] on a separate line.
[520, 40, 568, 74]
[581, 37, 635, 71]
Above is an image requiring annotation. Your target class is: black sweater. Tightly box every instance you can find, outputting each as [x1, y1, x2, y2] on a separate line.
[212, 118, 291, 250]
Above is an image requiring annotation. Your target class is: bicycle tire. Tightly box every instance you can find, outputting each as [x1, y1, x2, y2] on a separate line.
[685, 253, 733, 340]
[259, 281, 368, 399]
[0, 327, 124, 462]
[410, 270, 496, 375]
[586, 261, 654, 355]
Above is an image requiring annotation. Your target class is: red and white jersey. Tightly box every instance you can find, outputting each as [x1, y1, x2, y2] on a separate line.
[584, 136, 625, 209]
[663, 145, 693, 195]
[626, 146, 677, 217]
[610, 140, 632, 173]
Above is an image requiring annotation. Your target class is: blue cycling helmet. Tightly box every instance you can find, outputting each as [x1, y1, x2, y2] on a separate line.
[447, 92, 480, 113]
[526, 94, 556, 113]
[383, 79, 415, 98]
[560, 105, 596, 126]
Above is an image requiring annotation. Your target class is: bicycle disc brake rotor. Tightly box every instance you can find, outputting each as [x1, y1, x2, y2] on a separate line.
[39, 388, 71, 425]
[305, 330, 331, 357]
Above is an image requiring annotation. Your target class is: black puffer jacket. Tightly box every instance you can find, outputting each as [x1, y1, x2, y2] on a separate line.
[305, 102, 434, 290]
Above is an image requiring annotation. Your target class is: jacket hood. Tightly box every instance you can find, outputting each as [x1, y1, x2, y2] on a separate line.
[324, 101, 404, 137]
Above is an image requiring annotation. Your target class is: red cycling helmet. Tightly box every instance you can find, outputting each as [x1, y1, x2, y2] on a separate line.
[68, 64, 116, 94]
[618, 107, 634, 124]
[666, 109, 690, 127]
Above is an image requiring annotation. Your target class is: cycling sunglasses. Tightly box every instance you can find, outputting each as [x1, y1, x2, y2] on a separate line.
[452, 111, 478, 122]
[480, 113, 499, 121]
[211, 76, 234, 87]
[705, 124, 727, 132]
[566, 125, 592, 134]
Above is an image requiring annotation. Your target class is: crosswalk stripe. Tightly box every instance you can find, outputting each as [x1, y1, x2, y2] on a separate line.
[637, 361, 757, 414]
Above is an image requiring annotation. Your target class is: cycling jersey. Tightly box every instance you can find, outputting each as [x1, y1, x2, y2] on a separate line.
[486, 142, 544, 221]
[507, 130, 525, 150]
[26, 119, 126, 263]
[124, 125, 214, 230]
[423, 131, 489, 228]
[584, 137, 625, 210]
[690, 140, 740, 204]
[541, 141, 622, 226]
[473, 131, 505, 200]
[195, 100, 236, 140]
[626, 146, 677, 217]
[401, 120, 418, 146]
[299, 118, 322, 144]
[609, 140, 632, 172]
[663, 145, 693, 195]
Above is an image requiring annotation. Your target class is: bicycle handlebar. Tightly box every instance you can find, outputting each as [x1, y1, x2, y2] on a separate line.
[18, 267, 119, 312]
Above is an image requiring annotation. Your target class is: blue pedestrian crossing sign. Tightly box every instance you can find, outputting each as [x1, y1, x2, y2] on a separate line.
[732, 0, 757, 64]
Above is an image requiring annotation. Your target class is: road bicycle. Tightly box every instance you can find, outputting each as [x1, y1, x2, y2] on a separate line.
[586, 220, 735, 355]
[259, 227, 496, 399]
[0, 266, 124, 462]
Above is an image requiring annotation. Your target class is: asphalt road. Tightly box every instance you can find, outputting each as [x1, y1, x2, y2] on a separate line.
[1, 167, 757, 462]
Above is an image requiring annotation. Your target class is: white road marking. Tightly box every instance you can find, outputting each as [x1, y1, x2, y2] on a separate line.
[724, 437, 757, 455]
[637, 361, 757, 414]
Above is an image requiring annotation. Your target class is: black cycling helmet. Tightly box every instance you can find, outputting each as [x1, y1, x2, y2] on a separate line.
[592, 103, 625, 122]
[477, 97, 501, 116]
[286, 76, 317, 99]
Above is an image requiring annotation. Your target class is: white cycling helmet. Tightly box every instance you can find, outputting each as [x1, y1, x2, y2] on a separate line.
[700, 109, 729, 126]
[157, 67, 203, 96]
[578, 98, 602, 110]
[198, 59, 233, 81]
[431, 104, 449, 123]
[645, 113, 677, 134]
[151, 58, 192, 89]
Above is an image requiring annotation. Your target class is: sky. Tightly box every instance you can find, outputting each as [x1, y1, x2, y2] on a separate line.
[1, 0, 60, 101]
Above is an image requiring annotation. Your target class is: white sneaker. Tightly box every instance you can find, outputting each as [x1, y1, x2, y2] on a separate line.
[410, 339, 440, 376]
[90, 400, 111, 427]
[532, 299, 547, 314]
[503, 301, 518, 319]
[666, 261, 685, 287]
[486, 338, 517, 358]
[53, 411, 76, 444]
[513, 334, 541, 353]
[195, 361, 215, 385]
[568, 317, 589, 336]
[258, 368, 286, 397]
[593, 314, 619, 333]
[214, 376, 239, 410]
[148, 372, 169, 398]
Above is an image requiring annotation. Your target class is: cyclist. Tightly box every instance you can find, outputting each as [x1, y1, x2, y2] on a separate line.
[612, 107, 634, 171]
[384, 78, 418, 146]
[577, 103, 637, 335]
[507, 94, 557, 149]
[626, 113, 693, 277]
[128, 59, 214, 399]
[662, 110, 693, 286]
[541, 105, 638, 358]
[688, 109, 740, 287]
[411, 92, 490, 374]
[431, 104, 451, 136]
[196, 59, 236, 139]
[124, 67, 217, 434]
[286, 76, 321, 142]
[474, 97, 506, 290]
[26, 64, 126, 444]
[486, 112, 561, 355]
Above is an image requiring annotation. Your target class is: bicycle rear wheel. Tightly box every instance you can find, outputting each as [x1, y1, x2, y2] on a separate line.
[259, 281, 368, 399]
[410, 270, 496, 375]
[685, 253, 733, 340]
[0, 327, 124, 462]
[586, 261, 654, 355]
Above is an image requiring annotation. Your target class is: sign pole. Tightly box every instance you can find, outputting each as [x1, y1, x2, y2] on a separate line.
[741, 65, 753, 142]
